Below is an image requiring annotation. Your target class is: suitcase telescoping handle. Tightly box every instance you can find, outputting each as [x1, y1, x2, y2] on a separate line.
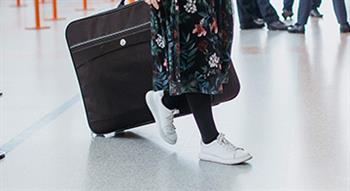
[117, 0, 126, 8]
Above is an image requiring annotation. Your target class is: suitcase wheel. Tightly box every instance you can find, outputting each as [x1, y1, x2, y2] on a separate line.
[90, 131, 126, 138]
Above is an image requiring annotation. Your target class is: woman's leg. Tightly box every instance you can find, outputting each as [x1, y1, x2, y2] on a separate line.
[185, 93, 219, 144]
[185, 93, 252, 164]
[160, 92, 252, 164]
[161, 91, 191, 114]
[161, 92, 219, 144]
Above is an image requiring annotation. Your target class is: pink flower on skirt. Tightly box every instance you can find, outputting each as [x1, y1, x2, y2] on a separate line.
[163, 58, 168, 67]
[209, 18, 218, 34]
[192, 23, 207, 37]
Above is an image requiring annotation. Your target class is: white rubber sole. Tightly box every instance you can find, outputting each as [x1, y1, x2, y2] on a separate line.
[145, 91, 176, 145]
[199, 152, 252, 165]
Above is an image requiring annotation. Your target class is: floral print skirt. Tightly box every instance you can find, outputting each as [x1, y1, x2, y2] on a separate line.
[150, 0, 234, 96]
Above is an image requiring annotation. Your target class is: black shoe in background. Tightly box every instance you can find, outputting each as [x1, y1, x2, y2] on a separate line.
[240, 21, 265, 30]
[267, 20, 288, 31]
[340, 23, 350, 33]
[0, 150, 5, 160]
[287, 24, 305, 34]
[310, 8, 323, 18]
[282, 9, 294, 20]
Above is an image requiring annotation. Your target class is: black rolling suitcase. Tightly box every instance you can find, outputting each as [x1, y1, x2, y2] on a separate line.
[65, 0, 240, 134]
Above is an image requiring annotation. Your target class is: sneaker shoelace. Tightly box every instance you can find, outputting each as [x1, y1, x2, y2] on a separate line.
[217, 133, 243, 151]
[164, 109, 179, 129]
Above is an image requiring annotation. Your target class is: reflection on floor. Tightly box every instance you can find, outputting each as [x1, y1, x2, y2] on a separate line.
[0, 0, 349, 190]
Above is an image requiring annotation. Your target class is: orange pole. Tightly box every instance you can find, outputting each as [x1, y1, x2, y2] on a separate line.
[76, 0, 93, 11]
[26, 0, 49, 29]
[44, 0, 65, 21]
[12, 0, 27, 8]
[83, 0, 87, 10]
[35, 0, 41, 29]
[53, 0, 57, 19]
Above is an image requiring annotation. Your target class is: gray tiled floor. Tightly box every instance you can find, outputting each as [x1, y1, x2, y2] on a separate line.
[0, 0, 349, 191]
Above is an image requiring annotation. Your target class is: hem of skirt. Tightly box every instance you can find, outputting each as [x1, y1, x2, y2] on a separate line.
[165, 88, 225, 96]
[155, 77, 230, 96]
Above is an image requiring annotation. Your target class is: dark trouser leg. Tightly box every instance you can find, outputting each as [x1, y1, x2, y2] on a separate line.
[162, 92, 219, 144]
[332, 0, 348, 25]
[252, 0, 263, 18]
[185, 93, 219, 144]
[256, 0, 280, 24]
[237, 0, 256, 24]
[312, 0, 322, 9]
[297, 0, 312, 25]
[283, 0, 295, 11]
[237, 0, 264, 25]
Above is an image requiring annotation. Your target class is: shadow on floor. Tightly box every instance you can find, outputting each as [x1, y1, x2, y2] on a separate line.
[83, 131, 252, 191]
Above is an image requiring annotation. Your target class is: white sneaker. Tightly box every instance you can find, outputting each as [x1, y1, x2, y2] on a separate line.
[145, 90, 179, 145]
[199, 133, 252, 165]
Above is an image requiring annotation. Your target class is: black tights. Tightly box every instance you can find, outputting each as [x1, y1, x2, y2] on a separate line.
[161, 92, 219, 144]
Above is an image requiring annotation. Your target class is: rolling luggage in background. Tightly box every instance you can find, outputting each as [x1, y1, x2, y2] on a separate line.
[65, 0, 240, 134]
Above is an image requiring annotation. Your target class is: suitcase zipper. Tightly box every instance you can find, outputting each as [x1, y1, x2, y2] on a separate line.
[70, 21, 151, 50]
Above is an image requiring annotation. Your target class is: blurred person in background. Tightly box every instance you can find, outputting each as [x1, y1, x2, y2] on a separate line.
[282, 0, 323, 20]
[288, 0, 350, 33]
[237, 0, 288, 30]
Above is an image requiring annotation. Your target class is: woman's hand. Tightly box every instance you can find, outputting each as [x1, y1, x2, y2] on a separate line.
[144, 0, 160, 10]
